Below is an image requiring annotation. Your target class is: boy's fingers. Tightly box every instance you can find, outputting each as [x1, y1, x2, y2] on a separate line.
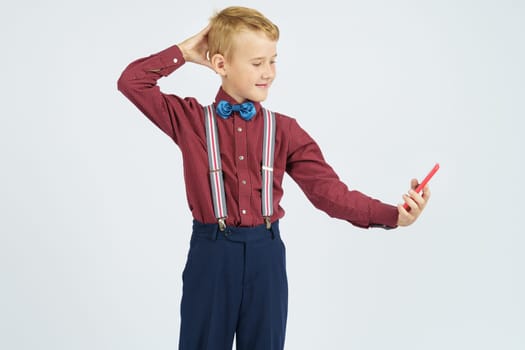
[408, 189, 425, 207]
[398, 203, 410, 217]
[397, 203, 414, 226]
[422, 185, 431, 200]
[195, 25, 212, 45]
[399, 179, 431, 226]
[403, 194, 421, 215]
[402, 194, 414, 210]
[200, 23, 212, 35]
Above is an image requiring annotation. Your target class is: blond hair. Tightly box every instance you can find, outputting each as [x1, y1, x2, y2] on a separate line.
[208, 6, 279, 58]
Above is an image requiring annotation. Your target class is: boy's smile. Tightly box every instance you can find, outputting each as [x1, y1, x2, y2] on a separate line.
[215, 30, 277, 103]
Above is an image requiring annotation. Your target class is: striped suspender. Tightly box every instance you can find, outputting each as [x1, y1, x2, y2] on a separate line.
[261, 108, 276, 228]
[203, 105, 228, 229]
[203, 104, 276, 230]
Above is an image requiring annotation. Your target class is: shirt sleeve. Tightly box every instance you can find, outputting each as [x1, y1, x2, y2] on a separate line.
[117, 44, 203, 144]
[285, 119, 399, 229]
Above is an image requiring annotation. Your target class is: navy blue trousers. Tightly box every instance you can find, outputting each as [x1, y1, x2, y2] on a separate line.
[178, 220, 288, 350]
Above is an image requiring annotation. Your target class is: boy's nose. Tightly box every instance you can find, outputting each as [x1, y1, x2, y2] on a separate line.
[262, 64, 274, 79]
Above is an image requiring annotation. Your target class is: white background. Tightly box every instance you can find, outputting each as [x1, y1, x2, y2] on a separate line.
[1, 0, 524, 349]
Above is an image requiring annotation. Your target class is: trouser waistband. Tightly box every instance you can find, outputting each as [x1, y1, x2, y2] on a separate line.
[192, 220, 280, 242]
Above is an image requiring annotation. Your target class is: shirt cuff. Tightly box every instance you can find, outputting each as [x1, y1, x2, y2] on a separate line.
[155, 44, 186, 76]
[369, 201, 399, 229]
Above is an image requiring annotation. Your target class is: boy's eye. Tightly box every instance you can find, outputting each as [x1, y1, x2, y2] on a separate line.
[253, 62, 262, 67]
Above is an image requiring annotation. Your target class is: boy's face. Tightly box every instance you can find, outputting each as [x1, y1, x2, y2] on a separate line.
[219, 30, 277, 103]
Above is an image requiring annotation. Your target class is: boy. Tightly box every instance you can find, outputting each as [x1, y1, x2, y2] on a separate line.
[117, 6, 430, 350]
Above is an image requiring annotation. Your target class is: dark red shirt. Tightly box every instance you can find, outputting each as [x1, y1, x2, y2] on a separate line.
[117, 44, 398, 229]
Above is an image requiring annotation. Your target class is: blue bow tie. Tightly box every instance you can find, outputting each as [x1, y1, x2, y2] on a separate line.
[216, 100, 256, 121]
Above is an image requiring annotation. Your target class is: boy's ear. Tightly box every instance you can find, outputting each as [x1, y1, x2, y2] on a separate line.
[211, 53, 227, 76]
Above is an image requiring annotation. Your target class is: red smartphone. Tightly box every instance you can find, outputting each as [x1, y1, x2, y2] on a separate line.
[403, 163, 439, 210]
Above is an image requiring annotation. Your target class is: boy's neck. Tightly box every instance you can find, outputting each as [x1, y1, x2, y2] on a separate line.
[221, 86, 248, 104]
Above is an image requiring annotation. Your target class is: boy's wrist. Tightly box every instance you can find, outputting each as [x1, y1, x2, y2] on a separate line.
[177, 44, 189, 62]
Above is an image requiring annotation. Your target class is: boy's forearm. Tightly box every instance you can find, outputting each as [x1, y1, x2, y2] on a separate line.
[116, 44, 200, 143]
[117, 44, 185, 94]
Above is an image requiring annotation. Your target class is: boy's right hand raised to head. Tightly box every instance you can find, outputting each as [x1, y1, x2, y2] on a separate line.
[177, 25, 214, 70]
[396, 178, 431, 227]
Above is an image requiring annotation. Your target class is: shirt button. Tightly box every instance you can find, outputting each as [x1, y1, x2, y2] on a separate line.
[241, 180, 247, 185]
[173, 58, 178, 64]
[241, 209, 247, 215]
[238, 155, 244, 161]
[237, 127, 243, 132]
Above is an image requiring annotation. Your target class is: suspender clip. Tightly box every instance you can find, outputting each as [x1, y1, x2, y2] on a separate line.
[264, 217, 272, 230]
[218, 218, 226, 231]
